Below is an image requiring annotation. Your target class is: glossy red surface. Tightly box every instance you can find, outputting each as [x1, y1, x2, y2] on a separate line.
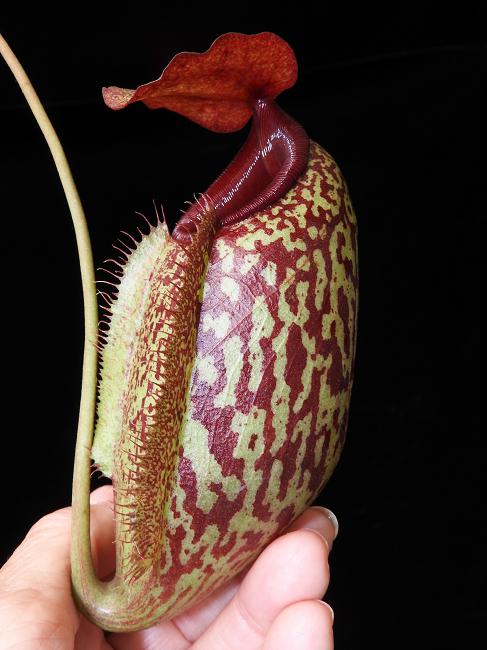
[172, 98, 310, 242]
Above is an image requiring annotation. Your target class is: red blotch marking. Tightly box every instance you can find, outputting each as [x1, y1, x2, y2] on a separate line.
[326, 336, 346, 397]
[337, 286, 351, 358]
[276, 504, 296, 529]
[228, 529, 265, 564]
[335, 230, 356, 282]
[209, 418, 244, 480]
[217, 530, 237, 556]
[178, 456, 208, 544]
[286, 321, 307, 395]
[251, 474, 273, 522]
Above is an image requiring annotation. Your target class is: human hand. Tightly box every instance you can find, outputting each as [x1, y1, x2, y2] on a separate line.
[0, 486, 337, 649]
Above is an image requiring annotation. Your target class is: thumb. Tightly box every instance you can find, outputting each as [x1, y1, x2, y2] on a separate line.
[0, 485, 115, 593]
[0, 486, 115, 648]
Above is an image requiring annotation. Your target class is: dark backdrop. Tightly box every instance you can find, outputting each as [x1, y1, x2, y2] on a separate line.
[1, 4, 485, 648]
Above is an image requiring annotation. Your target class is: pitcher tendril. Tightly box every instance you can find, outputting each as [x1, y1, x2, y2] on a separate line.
[0, 31, 100, 601]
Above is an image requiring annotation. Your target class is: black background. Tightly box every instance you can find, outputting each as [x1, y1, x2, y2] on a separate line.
[1, 3, 485, 648]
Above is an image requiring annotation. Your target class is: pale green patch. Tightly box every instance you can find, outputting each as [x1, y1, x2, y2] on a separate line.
[196, 354, 218, 385]
[291, 411, 312, 444]
[213, 335, 244, 408]
[263, 458, 284, 506]
[313, 248, 327, 311]
[215, 239, 235, 273]
[307, 225, 318, 240]
[240, 252, 261, 274]
[293, 331, 324, 415]
[259, 260, 277, 286]
[314, 434, 325, 468]
[220, 276, 240, 301]
[248, 295, 275, 393]
[296, 254, 310, 273]
[202, 311, 231, 338]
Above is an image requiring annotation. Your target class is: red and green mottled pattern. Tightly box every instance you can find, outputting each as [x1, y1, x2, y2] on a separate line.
[90, 141, 357, 631]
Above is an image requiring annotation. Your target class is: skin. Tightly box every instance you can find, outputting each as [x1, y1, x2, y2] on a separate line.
[0, 487, 336, 649]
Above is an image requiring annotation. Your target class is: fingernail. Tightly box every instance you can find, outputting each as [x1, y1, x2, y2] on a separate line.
[323, 508, 339, 540]
[320, 600, 335, 623]
[311, 506, 339, 540]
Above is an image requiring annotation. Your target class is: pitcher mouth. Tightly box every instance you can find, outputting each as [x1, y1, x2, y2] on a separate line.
[173, 98, 309, 242]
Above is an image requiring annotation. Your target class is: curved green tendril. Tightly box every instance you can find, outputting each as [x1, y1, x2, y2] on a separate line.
[0, 32, 100, 599]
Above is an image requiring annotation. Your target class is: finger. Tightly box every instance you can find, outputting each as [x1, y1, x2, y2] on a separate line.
[159, 506, 338, 644]
[90, 484, 114, 505]
[0, 507, 79, 647]
[286, 506, 339, 548]
[111, 506, 337, 648]
[1, 506, 74, 592]
[192, 528, 331, 649]
[262, 600, 334, 650]
[0, 486, 114, 593]
[173, 506, 338, 642]
[89, 485, 116, 579]
[0, 488, 116, 649]
[108, 576, 241, 650]
[75, 614, 112, 650]
[172, 574, 241, 640]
